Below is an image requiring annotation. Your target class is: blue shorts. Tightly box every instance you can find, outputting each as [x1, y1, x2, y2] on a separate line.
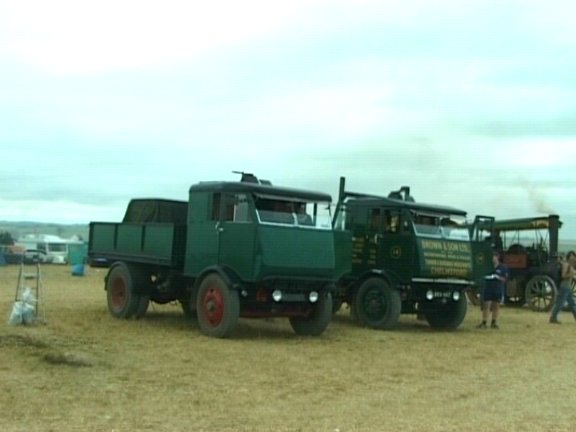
[483, 279, 503, 302]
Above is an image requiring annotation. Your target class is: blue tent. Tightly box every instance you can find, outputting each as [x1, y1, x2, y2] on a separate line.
[0, 249, 7, 266]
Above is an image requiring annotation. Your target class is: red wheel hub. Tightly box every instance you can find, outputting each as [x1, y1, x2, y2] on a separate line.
[110, 278, 127, 310]
[202, 286, 224, 326]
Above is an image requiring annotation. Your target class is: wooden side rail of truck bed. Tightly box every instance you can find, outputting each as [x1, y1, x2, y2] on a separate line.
[89, 222, 187, 267]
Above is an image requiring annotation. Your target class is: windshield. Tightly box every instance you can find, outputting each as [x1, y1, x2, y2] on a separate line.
[255, 196, 332, 230]
[412, 213, 470, 240]
[47, 243, 68, 252]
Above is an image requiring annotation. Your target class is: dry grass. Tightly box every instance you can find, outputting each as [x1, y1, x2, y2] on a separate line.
[1, 264, 575, 432]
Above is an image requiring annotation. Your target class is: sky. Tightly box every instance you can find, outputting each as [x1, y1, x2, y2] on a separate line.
[1, 0, 576, 239]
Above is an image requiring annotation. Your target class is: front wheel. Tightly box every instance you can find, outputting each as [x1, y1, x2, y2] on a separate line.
[353, 277, 401, 329]
[289, 292, 333, 336]
[196, 273, 240, 338]
[424, 295, 467, 330]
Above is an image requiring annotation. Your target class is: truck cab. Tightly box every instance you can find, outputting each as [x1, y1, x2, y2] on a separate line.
[184, 181, 334, 281]
[332, 178, 474, 330]
[89, 174, 335, 338]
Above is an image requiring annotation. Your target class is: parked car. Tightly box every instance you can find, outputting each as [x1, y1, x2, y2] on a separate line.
[23, 249, 50, 264]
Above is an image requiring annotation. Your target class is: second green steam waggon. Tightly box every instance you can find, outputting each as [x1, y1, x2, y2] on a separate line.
[332, 177, 488, 330]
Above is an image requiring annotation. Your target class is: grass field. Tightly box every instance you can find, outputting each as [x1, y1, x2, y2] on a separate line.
[1, 264, 575, 432]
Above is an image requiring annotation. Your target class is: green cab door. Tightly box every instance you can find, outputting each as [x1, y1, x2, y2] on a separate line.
[368, 207, 413, 283]
[349, 206, 412, 282]
[217, 193, 256, 281]
[185, 191, 256, 280]
[185, 191, 220, 276]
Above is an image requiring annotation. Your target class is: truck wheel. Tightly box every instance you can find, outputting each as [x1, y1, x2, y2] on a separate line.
[135, 296, 150, 319]
[196, 274, 240, 338]
[354, 277, 401, 329]
[525, 275, 556, 312]
[424, 295, 467, 330]
[289, 292, 333, 336]
[106, 263, 147, 319]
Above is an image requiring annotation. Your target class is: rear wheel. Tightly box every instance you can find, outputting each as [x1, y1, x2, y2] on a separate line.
[354, 277, 401, 329]
[424, 295, 467, 330]
[525, 275, 556, 312]
[196, 273, 240, 338]
[135, 296, 150, 318]
[106, 263, 149, 319]
[289, 292, 333, 336]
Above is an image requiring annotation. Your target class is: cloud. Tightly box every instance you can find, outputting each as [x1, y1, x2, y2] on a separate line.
[0, 0, 336, 74]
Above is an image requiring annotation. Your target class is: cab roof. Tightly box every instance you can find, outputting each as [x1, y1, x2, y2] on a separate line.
[344, 196, 467, 216]
[189, 181, 332, 202]
[490, 215, 562, 231]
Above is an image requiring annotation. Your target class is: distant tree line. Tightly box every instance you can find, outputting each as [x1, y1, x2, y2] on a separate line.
[0, 231, 15, 245]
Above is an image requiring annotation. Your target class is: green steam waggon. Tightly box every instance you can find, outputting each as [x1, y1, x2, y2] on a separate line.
[88, 174, 335, 338]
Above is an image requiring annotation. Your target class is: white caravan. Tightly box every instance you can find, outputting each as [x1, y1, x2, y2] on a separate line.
[16, 234, 82, 264]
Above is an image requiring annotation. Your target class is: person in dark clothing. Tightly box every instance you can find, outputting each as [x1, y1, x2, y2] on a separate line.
[549, 250, 576, 324]
[477, 252, 509, 329]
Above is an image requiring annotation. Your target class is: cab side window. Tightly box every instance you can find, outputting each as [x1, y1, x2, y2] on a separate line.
[223, 193, 252, 222]
[210, 193, 221, 220]
[370, 208, 381, 232]
[384, 210, 400, 233]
